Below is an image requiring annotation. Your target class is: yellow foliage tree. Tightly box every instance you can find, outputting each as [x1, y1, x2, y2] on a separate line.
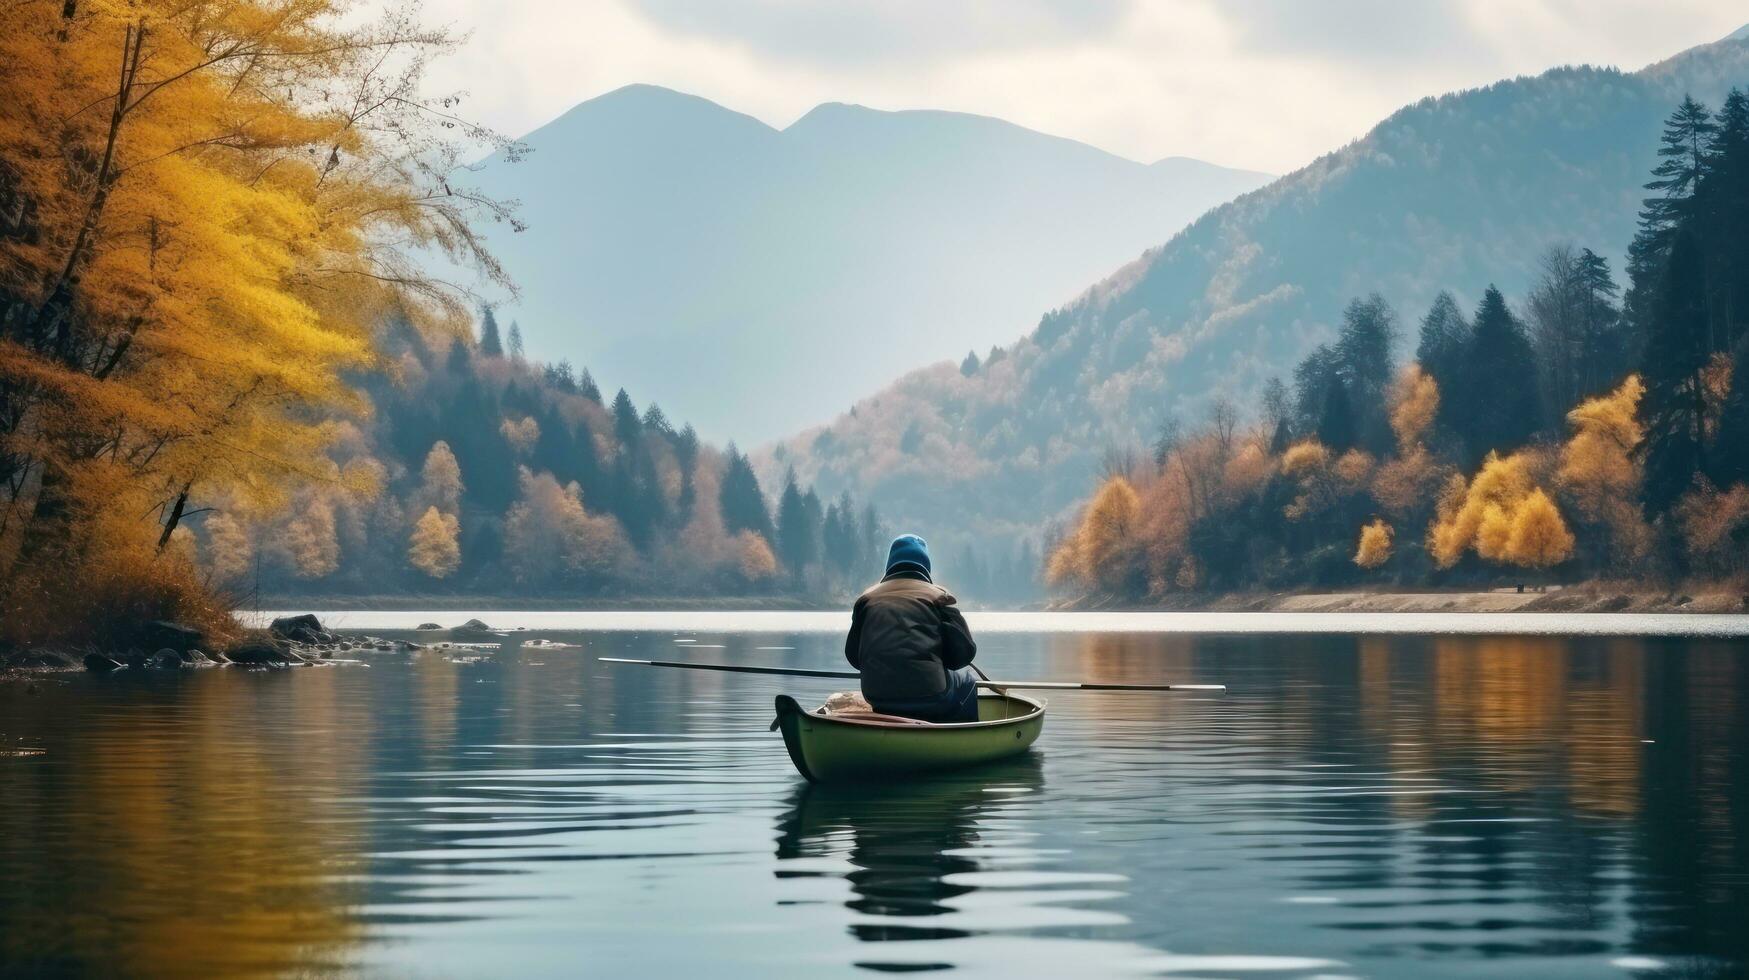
[1428, 451, 1572, 570]
[1557, 374, 1652, 563]
[0, 0, 512, 641]
[417, 441, 465, 515]
[407, 506, 460, 579]
[1560, 376, 1644, 509]
[1281, 440, 1371, 524]
[1388, 365, 1440, 451]
[284, 498, 339, 579]
[1504, 489, 1575, 568]
[499, 416, 540, 457]
[1354, 519, 1393, 568]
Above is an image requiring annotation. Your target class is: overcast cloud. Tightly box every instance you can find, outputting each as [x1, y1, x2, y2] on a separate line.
[409, 0, 1749, 173]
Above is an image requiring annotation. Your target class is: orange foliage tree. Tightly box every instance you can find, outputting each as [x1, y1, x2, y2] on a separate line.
[1047, 475, 1142, 593]
[1354, 518, 1393, 569]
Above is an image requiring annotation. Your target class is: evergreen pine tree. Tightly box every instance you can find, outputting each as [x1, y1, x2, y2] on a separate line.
[719, 446, 774, 542]
[478, 308, 504, 357]
[1644, 96, 1718, 226]
[544, 360, 576, 392]
[444, 336, 472, 375]
[641, 403, 673, 439]
[1574, 248, 1627, 396]
[507, 321, 525, 361]
[1333, 294, 1398, 453]
[611, 390, 640, 449]
[1292, 345, 1342, 435]
[960, 350, 980, 376]
[1710, 336, 1749, 487]
[1315, 377, 1356, 451]
[775, 471, 815, 582]
[608, 390, 645, 541]
[674, 424, 699, 523]
[1640, 229, 1713, 516]
[1626, 97, 1717, 342]
[578, 369, 602, 404]
[860, 502, 884, 571]
[1706, 89, 1749, 352]
[1455, 286, 1540, 466]
[820, 499, 847, 587]
[1416, 291, 1470, 441]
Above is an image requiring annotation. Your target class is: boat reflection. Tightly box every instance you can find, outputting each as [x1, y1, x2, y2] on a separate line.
[774, 756, 1047, 951]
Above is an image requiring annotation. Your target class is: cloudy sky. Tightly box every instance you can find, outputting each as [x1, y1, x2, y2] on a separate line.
[409, 0, 1749, 174]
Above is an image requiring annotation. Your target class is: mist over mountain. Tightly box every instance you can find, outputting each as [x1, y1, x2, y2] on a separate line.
[457, 85, 1271, 443]
[763, 28, 1749, 556]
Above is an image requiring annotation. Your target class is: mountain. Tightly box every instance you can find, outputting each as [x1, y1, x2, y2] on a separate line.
[455, 86, 1271, 443]
[760, 29, 1749, 558]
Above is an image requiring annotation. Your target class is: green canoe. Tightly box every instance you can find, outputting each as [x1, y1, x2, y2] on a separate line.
[772, 691, 1045, 783]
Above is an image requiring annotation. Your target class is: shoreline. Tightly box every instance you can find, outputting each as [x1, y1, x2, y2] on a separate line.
[252, 585, 1749, 616]
[244, 594, 841, 612]
[1056, 585, 1749, 615]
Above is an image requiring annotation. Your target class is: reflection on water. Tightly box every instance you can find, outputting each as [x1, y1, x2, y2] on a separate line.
[775, 758, 1046, 950]
[2, 619, 1748, 977]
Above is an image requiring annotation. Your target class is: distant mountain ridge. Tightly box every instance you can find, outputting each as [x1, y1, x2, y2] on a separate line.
[761, 28, 1749, 556]
[455, 85, 1272, 443]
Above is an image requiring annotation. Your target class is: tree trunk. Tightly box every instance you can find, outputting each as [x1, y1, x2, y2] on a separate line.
[156, 482, 191, 552]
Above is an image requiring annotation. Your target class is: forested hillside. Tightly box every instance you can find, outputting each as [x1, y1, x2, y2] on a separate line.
[765, 28, 1749, 566]
[456, 84, 1271, 443]
[1049, 92, 1749, 598]
[218, 314, 895, 602]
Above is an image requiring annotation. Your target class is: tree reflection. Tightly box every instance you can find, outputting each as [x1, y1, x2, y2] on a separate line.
[0, 671, 369, 977]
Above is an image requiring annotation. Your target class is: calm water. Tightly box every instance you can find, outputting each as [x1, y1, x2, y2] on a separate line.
[3, 613, 1748, 978]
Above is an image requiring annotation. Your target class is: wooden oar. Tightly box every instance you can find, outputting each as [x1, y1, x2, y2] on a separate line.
[598, 657, 1225, 692]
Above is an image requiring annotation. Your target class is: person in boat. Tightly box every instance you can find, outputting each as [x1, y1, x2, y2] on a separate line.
[843, 534, 979, 723]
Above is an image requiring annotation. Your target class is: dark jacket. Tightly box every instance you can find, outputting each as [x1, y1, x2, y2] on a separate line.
[844, 570, 977, 701]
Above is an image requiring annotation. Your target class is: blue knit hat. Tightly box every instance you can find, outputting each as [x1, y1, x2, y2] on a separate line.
[885, 534, 931, 577]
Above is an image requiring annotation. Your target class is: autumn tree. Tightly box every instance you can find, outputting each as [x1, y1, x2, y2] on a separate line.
[203, 511, 254, 585]
[407, 506, 460, 579]
[502, 468, 629, 588]
[1048, 476, 1141, 593]
[1558, 375, 1652, 563]
[0, 0, 515, 642]
[416, 441, 464, 515]
[1505, 489, 1576, 570]
[1354, 519, 1393, 569]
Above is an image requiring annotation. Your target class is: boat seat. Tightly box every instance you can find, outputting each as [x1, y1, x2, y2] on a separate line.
[815, 709, 933, 726]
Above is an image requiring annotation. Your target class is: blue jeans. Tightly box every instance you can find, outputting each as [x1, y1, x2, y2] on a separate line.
[869, 666, 980, 722]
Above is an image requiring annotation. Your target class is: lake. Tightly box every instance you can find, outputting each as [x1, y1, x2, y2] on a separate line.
[3, 612, 1748, 978]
